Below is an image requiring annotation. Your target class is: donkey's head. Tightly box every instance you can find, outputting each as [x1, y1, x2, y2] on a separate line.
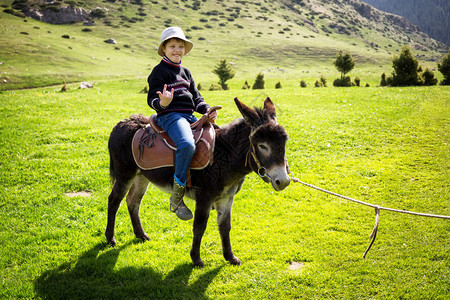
[234, 97, 291, 191]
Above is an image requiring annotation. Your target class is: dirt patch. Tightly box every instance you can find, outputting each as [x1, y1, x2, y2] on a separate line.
[65, 191, 91, 197]
[289, 261, 305, 271]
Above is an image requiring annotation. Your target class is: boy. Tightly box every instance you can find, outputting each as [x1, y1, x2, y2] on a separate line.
[147, 27, 217, 220]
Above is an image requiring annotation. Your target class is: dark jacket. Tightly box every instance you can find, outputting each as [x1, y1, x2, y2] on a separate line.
[147, 58, 209, 116]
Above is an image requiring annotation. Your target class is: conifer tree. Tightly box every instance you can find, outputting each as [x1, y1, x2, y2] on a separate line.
[391, 46, 422, 86]
[252, 73, 265, 89]
[212, 59, 235, 90]
[334, 50, 355, 79]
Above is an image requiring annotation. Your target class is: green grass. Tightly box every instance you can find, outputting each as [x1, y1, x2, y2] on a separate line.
[0, 1, 447, 298]
[0, 81, 448, 299]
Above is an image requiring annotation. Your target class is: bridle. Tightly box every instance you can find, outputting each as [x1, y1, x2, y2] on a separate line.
[245, 124, 272, 181]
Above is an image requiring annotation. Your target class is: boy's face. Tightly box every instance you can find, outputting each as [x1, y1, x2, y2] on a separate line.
[163, 38, 186, 63]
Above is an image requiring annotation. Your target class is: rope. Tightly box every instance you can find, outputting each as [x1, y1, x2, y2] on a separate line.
[290, 177, 450, 258]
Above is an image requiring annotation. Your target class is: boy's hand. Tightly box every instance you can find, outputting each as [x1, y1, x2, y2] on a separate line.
[207, 110, 218, 121]
[206, 105, 222, 123]
[157, 84, 174, 107]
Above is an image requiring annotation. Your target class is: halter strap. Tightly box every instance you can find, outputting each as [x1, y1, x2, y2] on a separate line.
[245, 125, 272, 181]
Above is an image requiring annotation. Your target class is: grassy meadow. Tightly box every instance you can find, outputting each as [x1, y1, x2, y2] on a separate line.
[0, 80, 448, 299]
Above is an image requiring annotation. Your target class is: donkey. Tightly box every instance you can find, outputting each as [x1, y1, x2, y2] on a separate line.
[105, 97, 290, 267]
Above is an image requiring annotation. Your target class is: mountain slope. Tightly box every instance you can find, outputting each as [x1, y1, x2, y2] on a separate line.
[0, 0, 447, 90]
[362, 0, 450, 46]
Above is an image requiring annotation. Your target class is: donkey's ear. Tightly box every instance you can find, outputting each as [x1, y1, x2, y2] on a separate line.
[264, 97, 277, 122]
[234, 97, 260, 126]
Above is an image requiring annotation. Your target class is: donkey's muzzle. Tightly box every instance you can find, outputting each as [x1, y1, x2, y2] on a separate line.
[272, 176, 291, 191]
[268, 165, 291, 191]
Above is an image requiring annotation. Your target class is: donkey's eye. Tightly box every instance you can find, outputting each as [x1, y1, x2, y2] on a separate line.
[258, 144, 268, 151]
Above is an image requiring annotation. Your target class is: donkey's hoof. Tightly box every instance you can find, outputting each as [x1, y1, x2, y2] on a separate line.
[137, 233, 150, 242]
[193, 259, 204, 268]
[106, 238, 116, 246]
[105, 230, 116, 246]
[228, 256, 241, 266]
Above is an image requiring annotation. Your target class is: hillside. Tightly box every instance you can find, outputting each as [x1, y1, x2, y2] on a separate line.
[0, 0, 447, 90]
[362, 0, 450, 46]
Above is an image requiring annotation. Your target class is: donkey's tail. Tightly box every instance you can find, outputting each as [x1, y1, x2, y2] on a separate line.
[109, 147, 116, 184]
[108, 114, 150, 184]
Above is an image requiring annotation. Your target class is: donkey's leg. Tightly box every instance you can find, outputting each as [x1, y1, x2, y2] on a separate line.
[190, 204, 212, 267]
[126, 174, 150, 242]
[105, 177, 134, 246]
[216, 196, 241, 265]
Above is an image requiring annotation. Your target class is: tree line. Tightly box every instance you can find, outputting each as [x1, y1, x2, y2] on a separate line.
[208, 48, 450, 90]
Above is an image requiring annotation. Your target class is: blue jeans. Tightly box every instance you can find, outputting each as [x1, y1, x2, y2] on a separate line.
[156, 112, 197, 186]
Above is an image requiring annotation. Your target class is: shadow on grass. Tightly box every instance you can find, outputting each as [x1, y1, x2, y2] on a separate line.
[35, 241, 222, 299]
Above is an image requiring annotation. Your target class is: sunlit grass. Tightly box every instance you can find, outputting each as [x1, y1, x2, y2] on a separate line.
[0, 81, 448, 298]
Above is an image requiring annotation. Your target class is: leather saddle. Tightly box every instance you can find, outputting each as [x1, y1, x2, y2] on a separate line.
[132, 106, 222, 171]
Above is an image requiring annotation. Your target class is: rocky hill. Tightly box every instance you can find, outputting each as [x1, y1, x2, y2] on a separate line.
[362, 0, 450, 46]
[7, 0, 446, 55]
[1, 0, 447, 89]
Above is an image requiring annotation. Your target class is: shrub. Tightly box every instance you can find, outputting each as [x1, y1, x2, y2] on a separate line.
[314, 80, 322, 87]
[90, 8, 106, 18]
[275, 81, 282, 89]
[242, 80, 250, 89]
[438, 50, 450, 85]
[61, 82, 68, 92]
[380, 73, 387, 86]
[333, 76, 352, 87]
[354, 77, 360, 87]
[140, 85, 149, 94]
[386, 76, 393, 86]
[197, 83, 203, 91]
[11, 0, 27, 10]
[320, 75, 327, 87]
[422, 68, 437, 86]
[300, 80, 307, 88]
[3, 8, 25, 18]
[252, 73, 265, 89]
[66, 0, 78, 6]
[209, 84, 222, 91]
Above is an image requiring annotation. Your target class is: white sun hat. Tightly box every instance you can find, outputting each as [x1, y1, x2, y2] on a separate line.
[157, 26, 194, 57]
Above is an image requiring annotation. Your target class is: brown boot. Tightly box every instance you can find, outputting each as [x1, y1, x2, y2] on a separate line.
[170, 182, 193, 220]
